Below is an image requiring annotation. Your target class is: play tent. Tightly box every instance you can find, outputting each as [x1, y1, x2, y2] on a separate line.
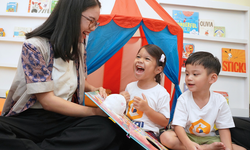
[86, 0, 183, 121]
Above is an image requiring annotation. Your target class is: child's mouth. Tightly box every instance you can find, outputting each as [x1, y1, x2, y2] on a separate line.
[136, 66, 144, 74]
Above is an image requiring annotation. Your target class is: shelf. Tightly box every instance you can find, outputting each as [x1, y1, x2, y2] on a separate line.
[0, 12, 50, 18]
[184, 34, 248, 44]
[219, 71, 248, 78]
[0, 63, 17, 68]
[0, 37, 25, 43]
[181, 67, 248, 78]
[157, 0, 249, 12]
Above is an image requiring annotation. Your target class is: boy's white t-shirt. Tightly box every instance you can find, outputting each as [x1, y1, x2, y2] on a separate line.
[125, 81, 170, 135]
[172, 90, 235, 136]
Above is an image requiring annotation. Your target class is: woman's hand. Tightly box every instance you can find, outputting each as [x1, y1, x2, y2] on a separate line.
[85, 81, 107, 98]
[96, 87, 107, 99]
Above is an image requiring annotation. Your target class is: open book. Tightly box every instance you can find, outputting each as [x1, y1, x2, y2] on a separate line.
[85, 91, 168, 150]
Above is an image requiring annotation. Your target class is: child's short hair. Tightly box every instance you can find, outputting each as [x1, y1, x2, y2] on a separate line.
[185, 51, 221, 75]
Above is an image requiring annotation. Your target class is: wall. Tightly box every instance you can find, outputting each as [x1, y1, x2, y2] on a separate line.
[214, 0, 250, 104]
[157, 0, 249, 117]
[213, 0, 250, 6]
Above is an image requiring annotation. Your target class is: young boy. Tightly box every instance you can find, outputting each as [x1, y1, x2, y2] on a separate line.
[160, 51, 246, 150]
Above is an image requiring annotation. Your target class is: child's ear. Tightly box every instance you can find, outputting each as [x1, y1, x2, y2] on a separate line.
[209, 73, 218, 84]
[155, 66, 163, 74]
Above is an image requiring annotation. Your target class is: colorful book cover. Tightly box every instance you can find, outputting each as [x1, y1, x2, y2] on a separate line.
[0, 28, 6, 37]
[182, 43, 195, 67]
[213, 91, 229, 104]
[50, 0, 58, 13]
[13, 27, 32, 38]
[28, 0, 50, 13]
[6, 2, 18, 12]
[172, 10, 199, 35]
[214, 26, 225, 37]
[222, 48, 246, 73]
[85, 91, 168, 150]
[199, 19, 214, 36]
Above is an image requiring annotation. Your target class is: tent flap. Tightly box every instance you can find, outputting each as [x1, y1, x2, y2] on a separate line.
[86, 0, 183, 123]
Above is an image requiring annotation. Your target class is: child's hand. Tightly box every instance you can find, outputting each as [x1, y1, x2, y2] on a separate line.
[133, 93, 149, 112]
[120, 91, 130, 103]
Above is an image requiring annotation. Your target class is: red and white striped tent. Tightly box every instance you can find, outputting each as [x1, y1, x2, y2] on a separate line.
[85, 0, 183, 119]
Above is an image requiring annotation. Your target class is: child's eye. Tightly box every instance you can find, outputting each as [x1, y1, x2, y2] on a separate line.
[136, 55, 140, 58]
[193, 74, 198, 76]
[145, 57, 150, 61]
[185, 73, 189, 76]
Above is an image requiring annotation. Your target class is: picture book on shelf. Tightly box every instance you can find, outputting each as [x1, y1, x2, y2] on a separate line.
[13, 27, 32, 38]
[214, 26, 225, 37]
[172, 10, 199, 35]
[199, 19, 214, 37]
[213, 91, 229, 104]
[85, 91, 168, 150]
[0, 28, 6, 37]
[28, 0, 50, 13]
[182, 43, 195, 67]
[50, 0, 58, 13]
[222, 48, 246, 73]
[6, 2, 18, 12]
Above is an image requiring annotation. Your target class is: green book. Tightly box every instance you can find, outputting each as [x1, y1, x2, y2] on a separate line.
[50, 0, 58, 13]
[214, 26, 225, 37]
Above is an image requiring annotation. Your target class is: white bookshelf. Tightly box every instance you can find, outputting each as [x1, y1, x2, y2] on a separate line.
[158, 0, 249, 117]
[0, 0, 49, 97]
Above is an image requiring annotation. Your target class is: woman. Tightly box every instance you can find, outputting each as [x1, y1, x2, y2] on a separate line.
[0, 0, 119, 149]
[230, 117, 250, 150]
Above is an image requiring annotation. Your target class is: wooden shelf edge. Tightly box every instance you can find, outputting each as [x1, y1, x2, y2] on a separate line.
[184, 34, 248, 44]
[0, 12, 50, 18]
[157, 0, 250, 12]
[0, 64, 17, 68]
[0, 37, 25, 43]
[181, 67, 248, 78]
[219, 71, 248, 78]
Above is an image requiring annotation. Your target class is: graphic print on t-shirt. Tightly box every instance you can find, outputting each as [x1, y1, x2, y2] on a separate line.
[189, 119, 210, 134]
[126, 100, 143, 119]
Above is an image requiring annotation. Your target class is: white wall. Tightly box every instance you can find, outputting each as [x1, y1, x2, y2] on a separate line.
[158, 0, 249, 117]
[213, 0, 250, 104]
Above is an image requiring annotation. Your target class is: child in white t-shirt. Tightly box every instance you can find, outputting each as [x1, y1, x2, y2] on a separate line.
[121, 44, 170, 148]
[160, 51, 246, 150]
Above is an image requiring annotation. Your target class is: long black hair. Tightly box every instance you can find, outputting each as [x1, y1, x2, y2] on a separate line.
[138, 44, 166, 84]
[25, 0, 101, 61]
